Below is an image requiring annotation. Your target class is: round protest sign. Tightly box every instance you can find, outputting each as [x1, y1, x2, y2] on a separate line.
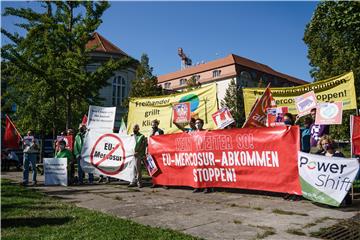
[89, 133, 126, 175]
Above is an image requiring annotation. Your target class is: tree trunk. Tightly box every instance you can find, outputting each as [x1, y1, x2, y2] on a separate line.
[66, 94, 72, 130]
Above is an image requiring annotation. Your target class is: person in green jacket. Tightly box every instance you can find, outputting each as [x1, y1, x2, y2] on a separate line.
[128, 124, 147, 188]
[55, 140, 74, 185]
[74, 124, 93, 184]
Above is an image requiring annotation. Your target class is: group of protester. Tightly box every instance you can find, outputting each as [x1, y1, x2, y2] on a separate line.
[19, 124, 91, 186]
[16, 109, 357, 206]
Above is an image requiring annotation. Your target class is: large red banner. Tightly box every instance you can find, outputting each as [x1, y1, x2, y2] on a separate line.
[148, 126, 301, 194]
[352, 116, 360, 155]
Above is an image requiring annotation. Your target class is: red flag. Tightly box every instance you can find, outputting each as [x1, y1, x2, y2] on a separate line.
[351, 115, 360, 155]
[243, 85, 276, 128]
[82, 115, 88, 126]
[3, 115, 22, 149]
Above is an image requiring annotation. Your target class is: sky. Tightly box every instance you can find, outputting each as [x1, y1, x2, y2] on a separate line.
[1, 1, 319, 82]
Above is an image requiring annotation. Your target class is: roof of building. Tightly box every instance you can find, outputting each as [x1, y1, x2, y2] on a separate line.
[158, 54, 308, 85]
[86, 32, 128, 56]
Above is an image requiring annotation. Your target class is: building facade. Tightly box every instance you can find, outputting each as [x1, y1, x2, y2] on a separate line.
[158, 54, 307, 104]
[86, 32, 136, 126]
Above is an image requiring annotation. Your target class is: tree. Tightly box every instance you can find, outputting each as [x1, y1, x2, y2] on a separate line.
[185, 75, 201, 91]
[1, 1, 135, 135]
[303, 1, 360, 140]
[129, 54, 162, 98]
[221, 79, 245, 127]
[122, 53, 162, 121]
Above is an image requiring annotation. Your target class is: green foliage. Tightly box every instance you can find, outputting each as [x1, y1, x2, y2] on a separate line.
[185, 76, 201, 91]
[221, 79, 245, 127]
[129, 54, 162, 98]
[123, 53, 163, 122]
[303, 1, 360, 140]
[1, 1, 134, 135]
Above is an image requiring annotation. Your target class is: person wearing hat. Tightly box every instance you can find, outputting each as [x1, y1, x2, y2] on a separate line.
[55, 140, 75, 185]
[74, 124, 93, 184]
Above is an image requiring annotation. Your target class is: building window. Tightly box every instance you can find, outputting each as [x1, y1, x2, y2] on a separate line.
[193, 75, 200, 81]
[164, 82, 171, 89]
[213, 70, 221, 78]
[179, 78, 187, 86]
[240, 71, 252, 86]
[112, 76, 126, 106]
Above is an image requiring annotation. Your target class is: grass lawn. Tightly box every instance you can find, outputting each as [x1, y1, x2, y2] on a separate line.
[1, 179, 200, 240]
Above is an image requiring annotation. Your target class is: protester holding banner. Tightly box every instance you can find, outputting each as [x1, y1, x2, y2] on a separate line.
[283, 113, 295, 126]
[173, 118, 196, 133]
[22, 130, 39, 186]
[298, 117, 313, 153]
[315, 135, 344, 157]
[55, 140, 75, 185]
[193, 118, 214, 194]
[310, 108, 330, 151]
[74, 124, 94, 184]
[129, 124, 147, 188]
[150, 119, 164, 136]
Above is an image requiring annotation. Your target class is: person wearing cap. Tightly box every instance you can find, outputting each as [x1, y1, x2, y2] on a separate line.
[74, 124, 93, 184]
[55, 140, 75, 185]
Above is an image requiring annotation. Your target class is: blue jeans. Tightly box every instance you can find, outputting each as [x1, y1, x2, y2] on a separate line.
[23, 153, 37, 184]
[77, 158, 93, 184]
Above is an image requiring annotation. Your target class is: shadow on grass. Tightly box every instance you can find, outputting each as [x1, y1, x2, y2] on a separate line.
[1, 217, 73, 228]
[1, 204, 63, 212]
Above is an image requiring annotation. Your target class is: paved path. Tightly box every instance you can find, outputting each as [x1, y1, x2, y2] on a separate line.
[2, 171, 359, 240]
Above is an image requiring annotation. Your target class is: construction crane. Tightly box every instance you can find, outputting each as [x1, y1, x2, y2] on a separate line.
[178, 48, 192, 70]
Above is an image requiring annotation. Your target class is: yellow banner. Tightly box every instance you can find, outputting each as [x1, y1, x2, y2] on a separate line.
[127, 84, 218, 136]
[243, 71, 357, 116]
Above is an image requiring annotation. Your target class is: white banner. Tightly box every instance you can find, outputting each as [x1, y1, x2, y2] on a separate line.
[298, 152, 359, 206]
[87, 105, 116, 130]
[81, 130, 136, 182]
[44, 158, 68, 186]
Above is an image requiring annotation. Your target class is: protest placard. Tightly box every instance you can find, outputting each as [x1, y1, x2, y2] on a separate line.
[243, 71, 356, 115]
[351, 115, 360, 155]
[173, 102, 191, 124]
[315, 102, 343, 125]
[44, 158, 68, 186]
[212, 107, 235, 129]
[298, 152, 359, 206]
[87, 105, 116, 130]
[295, 91, 317, 116]
[148, 126, 301, 194]
[81, 130, 136, 181]
[128, 84, 218, 136]
[144, 154, 159, 176]
[266, 107, 288, 127]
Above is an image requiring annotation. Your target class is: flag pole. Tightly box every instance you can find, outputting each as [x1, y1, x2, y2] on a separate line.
[6, 114, 23, 140]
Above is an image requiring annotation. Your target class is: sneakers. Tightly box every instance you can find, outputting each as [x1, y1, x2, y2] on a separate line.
[137, 182, 143, 188]
[30, 181, 37, 186]
[128, 183, 136, 187]
[203, 188, 214, 194]
[150, 184, 156, 188]
[97, 176, 104, 183]
[193, 188, 202, 193]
